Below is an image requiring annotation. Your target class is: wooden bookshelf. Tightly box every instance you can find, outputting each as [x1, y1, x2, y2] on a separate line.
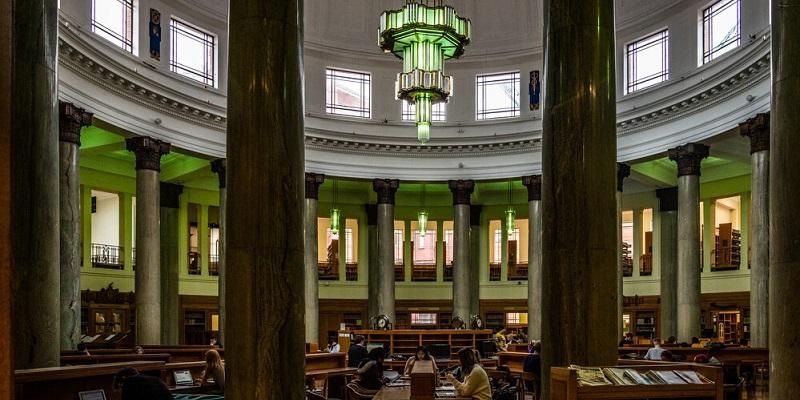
[352, 329, 493, 357]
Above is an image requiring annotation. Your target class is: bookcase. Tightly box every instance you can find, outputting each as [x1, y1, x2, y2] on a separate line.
[550, 364, 723, 400]
[352, 329, 493, 357]
[639, 231, 653, 276]
[621, 242, 633, 277]
[633, 312, 656, 340]
[712, 223, 741, 271]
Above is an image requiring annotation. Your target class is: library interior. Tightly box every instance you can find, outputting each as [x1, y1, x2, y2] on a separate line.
[1, 0, 799, 399]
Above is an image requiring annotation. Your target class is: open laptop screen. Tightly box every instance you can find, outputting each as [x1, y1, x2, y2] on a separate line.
[173, 370, 194, 386]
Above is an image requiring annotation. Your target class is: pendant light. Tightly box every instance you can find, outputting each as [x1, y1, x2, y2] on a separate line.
[505, 180, 516, 236]
[418, 183, 429, 237]
[330, 179, 341, 235]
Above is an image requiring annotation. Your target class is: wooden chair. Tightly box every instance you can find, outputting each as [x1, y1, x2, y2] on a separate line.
[723, 377, 745, 400]
[306, 390, 326, 400]
[344, 383, 375, 400]
[521, 371, 539, 400]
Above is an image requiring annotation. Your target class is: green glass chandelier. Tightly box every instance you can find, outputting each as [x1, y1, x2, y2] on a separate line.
[505, 180, 516, 236]
[330, 179, 341, 235]
[379, 0, 471, 144]
[418, 184, 428, 237]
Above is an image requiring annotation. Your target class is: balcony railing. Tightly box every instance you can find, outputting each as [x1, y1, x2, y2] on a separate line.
[395, 263, 405, 282]
[489, 263, 501, 281]
[712, 247, 741, 271]
[91, 243, 124, 269]
[412, 264, 436, 281]
[345, 263, 358, 281]
[508, 263, 528, 281]
[640, 254, 653, 276]
[318, 260, 339, 280]
[188, 251, 201, 275]
[209, 254, 219, 276]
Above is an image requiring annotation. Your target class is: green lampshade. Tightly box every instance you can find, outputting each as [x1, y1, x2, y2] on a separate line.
[330, 208, 341, 235]
[418, 210, 429, 237]
[505, 208, 516, 236]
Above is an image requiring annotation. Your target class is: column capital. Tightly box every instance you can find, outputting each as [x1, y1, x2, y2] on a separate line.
[616, 163, 631, 192]
[365, 204, 378, 226]
[522, 175, 542, 201]
[740, 112, 770, 154]
[160, 182, 183, 209]
[448, 179, 475, 205]
[210, 159, 227, 189]
[58, 102, 93, 146]
[373, 179, 400, 205]
[470, 204, 482, 226]
[126, 136, 171, 171]
[304, 173, 325, 200]
[668, 143, 710, 177]
[656, 187, 678, 212]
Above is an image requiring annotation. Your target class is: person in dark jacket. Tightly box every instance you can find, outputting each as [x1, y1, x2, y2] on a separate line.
[114, 367, 171, 400]
[354, 347, 387, 391]
[348, 335, 369, 368]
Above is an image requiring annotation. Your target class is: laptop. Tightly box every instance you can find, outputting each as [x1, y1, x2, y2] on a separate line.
[78, 390, 107, 400]
[173, 370, 195, 387]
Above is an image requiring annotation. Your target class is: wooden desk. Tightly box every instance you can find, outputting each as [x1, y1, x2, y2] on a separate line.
[305, 352, 352, 399]
[618, 347, 768, 364]
[373, 385, 471, 400]
[385, 358, 498, 373]
[15, 361, 164, 400]
[497, 351, 528, 375]
[306, 352, 347, 372]
[61, 353, 172, 365]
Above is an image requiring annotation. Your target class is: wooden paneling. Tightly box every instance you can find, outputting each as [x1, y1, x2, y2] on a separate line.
[15, 361, 164, 400]
[0, 0, 13, 395]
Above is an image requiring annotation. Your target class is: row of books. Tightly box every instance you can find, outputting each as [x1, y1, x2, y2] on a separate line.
[573, 366, 707, 387]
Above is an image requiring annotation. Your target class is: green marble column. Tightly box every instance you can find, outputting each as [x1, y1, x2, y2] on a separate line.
[160, 183, 183, 345]
[304, 173, 324, 347]
[616, 164, 630, 339]
[770, 0, 800, 396]
[225, 0, 306, 398]
[373, 179, 399, 323]
[0, 0, 13, 392]
[657, 187, 679, 341]
[522, 176, 542, 340]
[469, 205, 482, 318]
[540, 0, 618, 396]
[211, 159, 227, 346]
[12, 0, 61, 369]
[449, 180, 474, 322]
[366, 204, 379, 322]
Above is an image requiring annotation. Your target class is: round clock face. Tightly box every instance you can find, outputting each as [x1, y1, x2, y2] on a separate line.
[377, 317, 387, 328]
[476, 320, 483, 328]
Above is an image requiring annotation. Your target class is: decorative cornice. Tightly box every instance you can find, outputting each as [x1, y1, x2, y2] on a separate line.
[59, 101, 93, 145]
[126, 136, 171, 171]
[668, 143, 710, 177]
[739, 112, 770, 153]
[304, 173, 325, 200]
[616, 163, 631, 192]
[305, 135, 541, 158]
[521, 175, 542, 201]
[210, 159, 227, 189]
[160, 182, 183, 209]
[373, 179, 400, 205]
[448, 180, 475, 205]
[656, 187, 678, 212]
[470, 205, 482, 226]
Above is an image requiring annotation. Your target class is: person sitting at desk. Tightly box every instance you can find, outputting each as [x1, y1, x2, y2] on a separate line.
[446, 347, 491, 400]
[354, 347, 387, 391]
[494, 329, 508, 352]
[404, 346, 438, 375]
[643, 338, 666, 360]
[348, 335, 369, 368]
[326, 336, 341, 353]
[197, 349, 225, 392]
[114, 367, 172, 400]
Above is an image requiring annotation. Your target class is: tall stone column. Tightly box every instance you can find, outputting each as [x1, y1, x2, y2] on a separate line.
[1, 0, 13, 391]
[540, 0, 618, 396]
[740, 113, 769, 348]
[668, 143, 709, 343]
[522, 175, 542, 340]
[771, 0, 800, 395]
[373, 179, 399, 323]
[616, 164, 630, 338]
[59, 102, 92, 351]
[159, 183, 182, 345]
[225, 0, 305, 397]
[449, 180, 474, 322]
[657, 187, 679, 340]
[11, 0, 60, 369]
[210, 159, 227, 346]
[304, 173, 324, 347]
[126, 137, 170, 345]
[469, 205, 482, 318]
[366, 204, 379, 322]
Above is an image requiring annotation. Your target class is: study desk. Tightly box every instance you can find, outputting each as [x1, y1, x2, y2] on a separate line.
[373, 385, 471, 400]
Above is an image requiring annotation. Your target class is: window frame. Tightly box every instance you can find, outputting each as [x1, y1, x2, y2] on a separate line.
[412, 229, 437, 265]
[410, 313, 438, 326]
[625, 28, 670, 94]
[169, 17, 218, 87]
[325, 67, 372, 119]
[475, 71, 521, 121]
[91, 0, 136, 54]
[700, 0, 741, 65]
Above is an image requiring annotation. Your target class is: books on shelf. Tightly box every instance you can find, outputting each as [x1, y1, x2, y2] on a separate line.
[572, 366, 710, 387]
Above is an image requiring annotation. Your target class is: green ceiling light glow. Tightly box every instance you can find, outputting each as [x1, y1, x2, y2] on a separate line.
[379, 0, 471, 144]
[417, 210, 429, 237]
[505, 208, 516, 237]
[330, 179, 341, 235]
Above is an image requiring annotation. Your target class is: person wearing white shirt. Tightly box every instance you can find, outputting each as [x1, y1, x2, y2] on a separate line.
[326, 337, 341, 353]
[643, 338, 666, 360]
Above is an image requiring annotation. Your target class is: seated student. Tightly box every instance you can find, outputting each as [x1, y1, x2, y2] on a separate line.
[133, 346, 144, 355]
[404, 346, 438, 375]
[643, 338, 666, 360]
[660, 350, 674, 362]
[618, 333, 634, 347]
[114, 367, 172, 400]
[665, 336, 677, 345]
[197, 349, 225, 392]
[326, 336, 340, 353]
[347, 335, 369, 368]
[691, 337, 704, 349]
[523, 341, 541, 375]
[354, 347, 387, 391]
[446, 347, 491, 400]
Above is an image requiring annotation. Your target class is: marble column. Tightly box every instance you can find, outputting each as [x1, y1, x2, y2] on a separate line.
[11, 0, 60, 369]
[522, 175, 542, 340]
[469, 205, 482, 318]
[740, 113, 769, 349]
[225, 0, 305, 397]
[373, 179, 399, 323]
[616, 164, 630, 339]
[770, 0, 800, 394]
[366, 204, 379, 321]
[160, 183, 182, 345]
[540, 0, 618, 396]
[304, 173, 324, 347]
[668, 143, 709, 343]
[59, 102, 92, 351]
[0, 0, 12, 390]
[210, 159, 227, 346]
[126, 137, 170, 345]
[656, 187, 679, 340]
[449, 180, 474, 322]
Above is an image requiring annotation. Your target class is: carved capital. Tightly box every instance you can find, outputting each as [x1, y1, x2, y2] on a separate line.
[470, 204, 482, 226]
[656, 187, 678, 212]
[210, 159, 227, 189]
[373, 179, 400, 205]
[58, 101, 93, 145]
[668, 143, 710, 177]
[448, 180, 475, 205]
[365, 204, 378, 226]
[126, 136, 171, 171]
[304, 173, 325, 200]
[160, 182, 183, 209]
[521, 175, 542, 201]
[616, 163, 631, 192]
[739, 112, 770, 154]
